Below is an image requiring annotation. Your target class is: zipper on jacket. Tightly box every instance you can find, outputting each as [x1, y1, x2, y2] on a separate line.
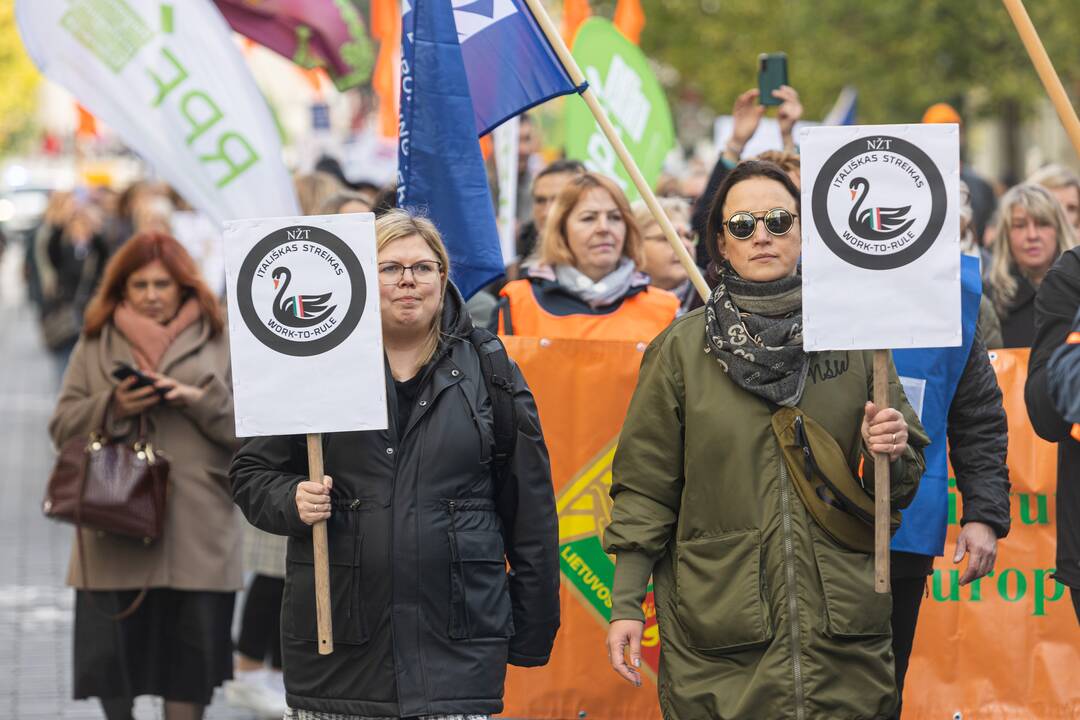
[446, 500, 472, 635]
[778, 453, 807, 720]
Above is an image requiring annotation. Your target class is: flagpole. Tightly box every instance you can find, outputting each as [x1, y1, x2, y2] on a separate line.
[522, 0, 711, 302]
[1001, 0, 1080, 160]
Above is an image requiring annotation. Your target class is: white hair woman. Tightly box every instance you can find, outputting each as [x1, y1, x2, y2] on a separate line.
[984, 183, 1078, 348]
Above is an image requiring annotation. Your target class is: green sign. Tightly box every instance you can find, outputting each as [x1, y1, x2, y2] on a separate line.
[565, 18, 675, 202]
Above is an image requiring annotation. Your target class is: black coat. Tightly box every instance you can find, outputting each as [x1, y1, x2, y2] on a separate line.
[995, 270, 1038, 348]
[230, 285, 560, 717]
[1025, 247, 1080, 590]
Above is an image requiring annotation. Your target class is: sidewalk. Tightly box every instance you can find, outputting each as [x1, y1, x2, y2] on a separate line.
[0, 251, 256, 718]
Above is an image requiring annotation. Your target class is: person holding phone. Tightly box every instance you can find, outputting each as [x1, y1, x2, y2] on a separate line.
[48, 231, 241, 720]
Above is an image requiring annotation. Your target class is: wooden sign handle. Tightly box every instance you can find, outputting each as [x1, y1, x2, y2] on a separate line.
[873, 350, 891, 594]
[307, 433, 334, 654]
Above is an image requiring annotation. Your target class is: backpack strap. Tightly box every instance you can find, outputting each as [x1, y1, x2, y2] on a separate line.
[469, 327, 517, 493]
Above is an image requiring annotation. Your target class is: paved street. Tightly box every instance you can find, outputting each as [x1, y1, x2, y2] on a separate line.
[0, 249, 256, 719]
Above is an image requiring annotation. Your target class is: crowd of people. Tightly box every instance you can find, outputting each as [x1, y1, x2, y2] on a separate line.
[17, 86, 1078, 720]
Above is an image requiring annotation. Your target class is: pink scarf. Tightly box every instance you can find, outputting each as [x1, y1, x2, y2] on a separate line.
[113, 298, 202, 371]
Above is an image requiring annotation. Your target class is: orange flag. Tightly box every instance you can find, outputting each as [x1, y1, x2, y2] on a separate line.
[371, 0, 401, 138]
[613, 0, 645, 44]
[562, 0, 591, 47]
[75, 103, 98, 138]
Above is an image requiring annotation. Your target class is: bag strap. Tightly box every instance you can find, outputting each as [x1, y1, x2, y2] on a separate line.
[73, 415, 153, 622]
[469, 327, 517, 494]
[792, 414, 875, 525]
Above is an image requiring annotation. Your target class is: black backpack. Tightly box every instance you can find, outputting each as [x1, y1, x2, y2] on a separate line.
[468, 327, 517, 489]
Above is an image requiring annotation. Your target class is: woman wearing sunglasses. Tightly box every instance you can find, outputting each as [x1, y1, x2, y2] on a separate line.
[604, 160, 928, 719]
[492, 172, 680, 342]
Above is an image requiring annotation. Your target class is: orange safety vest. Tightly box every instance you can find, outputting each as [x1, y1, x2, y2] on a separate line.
[497, 279, 679, 343]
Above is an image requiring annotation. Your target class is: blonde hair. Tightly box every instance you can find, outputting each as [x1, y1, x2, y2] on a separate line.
[1028, 163, 1080, 195]
[986, 183, 1078, 314]
[539, 172, 645, 269]
[374, 209, 451, 368]
[630, 197, 690, 236]
[294, 171, 344, 215]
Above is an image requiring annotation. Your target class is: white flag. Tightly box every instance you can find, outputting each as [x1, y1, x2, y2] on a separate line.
[16, 0, 299, 228]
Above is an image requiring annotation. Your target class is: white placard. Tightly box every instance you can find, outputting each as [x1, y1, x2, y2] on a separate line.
[223, 214, 386, 437]
[800, 124, 962, 351]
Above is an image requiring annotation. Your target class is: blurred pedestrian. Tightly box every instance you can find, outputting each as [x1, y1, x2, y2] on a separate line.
[631, 197, 700, 314]
[48, 232, 241, 720]
[1026, 244, 1080, 624]
[605, 160, 928, 719]
[922, 103, 997, 243]
[231, 209, 560, 719]
[514, 159, 586, 275]
[318, 190, 373, 215]
[493, 172, 679, 341]
[1028, 163, 1080, 234]
[36, 199, 109, 367]
[984, 183, 1078, 348]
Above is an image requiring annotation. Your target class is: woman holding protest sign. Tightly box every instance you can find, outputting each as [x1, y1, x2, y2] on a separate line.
[984, 182, 1078, 348]
[48, 231, 241, 720]
[603, 160, 929, 719]
[231, 209, 560, 719]
[492, 171, 679, 341]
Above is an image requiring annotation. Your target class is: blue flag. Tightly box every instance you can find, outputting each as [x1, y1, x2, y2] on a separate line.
[398, 0, 580, 299]
[456, 0, 580, 135]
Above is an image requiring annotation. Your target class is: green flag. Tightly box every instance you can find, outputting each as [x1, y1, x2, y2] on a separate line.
[566, 18, 675, 201]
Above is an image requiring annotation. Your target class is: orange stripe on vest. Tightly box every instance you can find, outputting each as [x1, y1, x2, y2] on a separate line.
[1067, 331, 1080, 345]
[499, 279, 679, 343]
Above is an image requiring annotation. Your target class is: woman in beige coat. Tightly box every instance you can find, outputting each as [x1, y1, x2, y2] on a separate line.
[49, 231, 241, 720]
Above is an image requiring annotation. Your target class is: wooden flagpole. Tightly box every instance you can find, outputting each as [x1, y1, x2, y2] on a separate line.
[307, 433, 334, 654]
[1002, 0, 1080, 160]
[873, 352, 890, 593]
[521, 0, 711, 302]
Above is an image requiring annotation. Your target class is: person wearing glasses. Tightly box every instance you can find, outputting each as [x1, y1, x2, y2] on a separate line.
[492, 172, 680, 342]
[231, 209, 560, 720]
[632, 197, 701, 315]
[603, 160, 928, 719]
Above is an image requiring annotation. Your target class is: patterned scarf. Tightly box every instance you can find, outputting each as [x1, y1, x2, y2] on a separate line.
[114, 297, 202, 371]
[703, 264, 808, 407]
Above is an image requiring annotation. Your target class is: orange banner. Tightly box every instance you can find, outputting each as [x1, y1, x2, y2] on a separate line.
[501, 341, 1079, 719]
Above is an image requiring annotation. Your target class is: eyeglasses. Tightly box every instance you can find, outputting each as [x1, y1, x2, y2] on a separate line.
[378, 260, 443, 285]
[725, 208, 798, 240]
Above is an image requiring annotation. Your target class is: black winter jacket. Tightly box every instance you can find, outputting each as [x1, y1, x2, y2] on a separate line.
[1048, 305, 1080, 424]
[1025, 247, 1080, 589]
[948, 332, 1011, 538]
[231, 285, 560, 717]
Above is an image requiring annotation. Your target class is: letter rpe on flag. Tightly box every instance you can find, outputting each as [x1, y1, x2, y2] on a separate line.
[16, 0, 299, 228]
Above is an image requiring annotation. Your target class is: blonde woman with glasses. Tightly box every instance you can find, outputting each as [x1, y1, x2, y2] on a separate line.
[231, 209, 560, 720]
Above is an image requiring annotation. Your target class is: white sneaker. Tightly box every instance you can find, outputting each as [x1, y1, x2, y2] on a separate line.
[224, 669, 289, 719]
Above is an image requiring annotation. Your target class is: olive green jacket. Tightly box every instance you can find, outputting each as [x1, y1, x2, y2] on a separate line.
[604, 309, 928, 720]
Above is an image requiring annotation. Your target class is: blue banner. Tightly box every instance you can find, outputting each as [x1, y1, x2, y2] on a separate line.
[455, 0, 580, 135]
[398, 0, 581, 298]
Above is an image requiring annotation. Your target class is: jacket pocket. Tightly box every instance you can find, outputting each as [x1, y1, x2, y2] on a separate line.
[675, 529, 772, 652]
[283, 527, 370, 645]
[447, 529, 514, 639]
[810, 527, 891, 637]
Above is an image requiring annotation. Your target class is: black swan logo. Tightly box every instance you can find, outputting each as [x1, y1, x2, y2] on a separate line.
[848, 177, 916, 241]
[271, 267, 336, 328]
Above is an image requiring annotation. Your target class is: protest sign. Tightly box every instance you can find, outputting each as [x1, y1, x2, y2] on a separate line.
[497, 340, 1076, 719]
[565, 18, 675, 201]
[799, 124, 962, 352]
[15, 0, 299, 228]
[223, 213, 385, 437]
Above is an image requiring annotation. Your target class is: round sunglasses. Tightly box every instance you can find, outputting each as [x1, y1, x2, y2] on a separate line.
[725, 208, 798, 240]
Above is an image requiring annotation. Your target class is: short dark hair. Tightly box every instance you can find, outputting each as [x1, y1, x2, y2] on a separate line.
[535, 159, 586, 184]
[704, 160, 801, 270]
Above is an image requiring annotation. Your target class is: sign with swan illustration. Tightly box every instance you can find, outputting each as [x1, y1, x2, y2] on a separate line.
[223, 213, 386, 436]
[800, 124, 961, 351]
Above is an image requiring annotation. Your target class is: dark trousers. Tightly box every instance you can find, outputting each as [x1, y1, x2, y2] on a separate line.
[889, 550, 934, 720]
[237, 574, 285, 669]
